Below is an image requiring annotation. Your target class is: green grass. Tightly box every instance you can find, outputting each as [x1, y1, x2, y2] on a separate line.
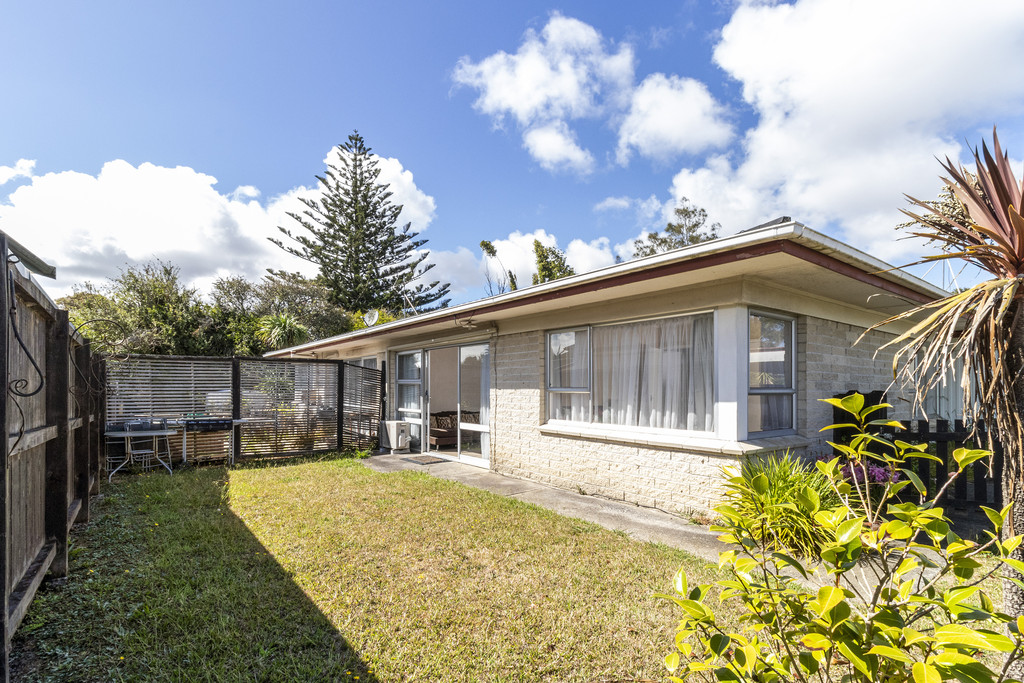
[12, 455, 726, 682]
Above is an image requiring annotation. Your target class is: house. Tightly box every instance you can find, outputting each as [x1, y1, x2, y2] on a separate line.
[266, 220, 947, 514]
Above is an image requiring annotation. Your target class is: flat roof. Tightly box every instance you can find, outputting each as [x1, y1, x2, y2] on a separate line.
[266, 220, 946, 358]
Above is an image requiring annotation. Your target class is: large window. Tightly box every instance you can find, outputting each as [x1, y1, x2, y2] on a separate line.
[748, 312, 795, 434]
[546, 313, 714, 432]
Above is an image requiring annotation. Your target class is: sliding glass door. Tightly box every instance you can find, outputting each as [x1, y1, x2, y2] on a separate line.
[396, 351, 423, 450]
[457, 344, 489, 464]
[419, 343, 490, 466]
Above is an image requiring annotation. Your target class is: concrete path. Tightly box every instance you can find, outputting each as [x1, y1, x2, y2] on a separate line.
[362, 453, 726, 563]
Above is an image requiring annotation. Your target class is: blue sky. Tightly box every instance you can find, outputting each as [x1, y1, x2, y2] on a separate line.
[3, 1, 1024, 304]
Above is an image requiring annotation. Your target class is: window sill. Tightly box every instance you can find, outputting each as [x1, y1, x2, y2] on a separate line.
[537, 421, 809, 457]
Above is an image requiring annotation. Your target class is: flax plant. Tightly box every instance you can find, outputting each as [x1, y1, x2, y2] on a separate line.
[872, 128, 1024, 623]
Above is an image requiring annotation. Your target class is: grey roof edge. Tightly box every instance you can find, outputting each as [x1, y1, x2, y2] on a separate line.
[266, 220, 948, 357]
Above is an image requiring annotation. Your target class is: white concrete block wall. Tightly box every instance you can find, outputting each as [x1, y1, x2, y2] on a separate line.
[490, 330, 743, 515]
[797, 318, 909, 459]
[488, 316, 908, 515]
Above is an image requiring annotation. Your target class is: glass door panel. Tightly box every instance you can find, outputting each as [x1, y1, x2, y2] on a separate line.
[426, 347, 459, 453]
[396, 351, 423, 450]
[459, 344, 490, 464]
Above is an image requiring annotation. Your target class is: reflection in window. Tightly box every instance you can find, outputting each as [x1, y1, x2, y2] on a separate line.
[748, 313, 795, 434]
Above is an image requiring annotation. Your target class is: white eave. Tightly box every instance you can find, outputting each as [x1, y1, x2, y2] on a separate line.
[266, 220, 947, 358]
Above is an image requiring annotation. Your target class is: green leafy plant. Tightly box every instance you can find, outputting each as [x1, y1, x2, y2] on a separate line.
[662, 393, 1024, 683]
[723, 451, 841, 557]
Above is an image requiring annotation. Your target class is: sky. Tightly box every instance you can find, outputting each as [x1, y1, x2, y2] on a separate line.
[3, 0, 1024, 305]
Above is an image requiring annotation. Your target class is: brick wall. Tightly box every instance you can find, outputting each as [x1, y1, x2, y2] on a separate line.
[797, 317, 908, 458]
[488, 315, 907, 515]
[490, 330, 742, 515]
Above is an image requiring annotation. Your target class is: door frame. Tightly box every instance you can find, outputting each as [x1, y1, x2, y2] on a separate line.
[420, 342, 491, 468]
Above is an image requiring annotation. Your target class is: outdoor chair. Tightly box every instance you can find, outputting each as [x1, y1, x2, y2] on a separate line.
[149, 417, 173, 464]
[104, 421, 127, 476]
[126, 420, 156, 472]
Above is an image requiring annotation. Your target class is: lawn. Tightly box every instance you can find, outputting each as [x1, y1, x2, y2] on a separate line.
[12, 455, 726, 682]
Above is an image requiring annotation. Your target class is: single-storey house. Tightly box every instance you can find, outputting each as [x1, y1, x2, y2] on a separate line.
[266, 220, 948, 514]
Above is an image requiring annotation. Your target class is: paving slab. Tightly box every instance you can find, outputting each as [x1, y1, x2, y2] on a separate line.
[362, 453, 726, 563]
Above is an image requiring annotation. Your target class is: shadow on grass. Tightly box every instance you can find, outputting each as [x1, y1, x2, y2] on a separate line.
[11, 463, 378, 683]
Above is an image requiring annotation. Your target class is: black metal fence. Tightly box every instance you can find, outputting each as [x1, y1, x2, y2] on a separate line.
[105, 355, 383, 466]
[882, 419, 1003, 510]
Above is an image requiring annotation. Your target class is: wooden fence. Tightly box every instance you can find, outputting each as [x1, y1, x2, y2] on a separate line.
[832, 394, 1003, 510]
[0, 233, 104, 681]
[880, 419, 1004, 510]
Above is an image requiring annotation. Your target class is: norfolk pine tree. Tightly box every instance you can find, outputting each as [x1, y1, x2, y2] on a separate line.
[271, 131, 450, 313]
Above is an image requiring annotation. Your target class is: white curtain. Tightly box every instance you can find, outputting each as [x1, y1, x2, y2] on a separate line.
[592, 314, 714, 431]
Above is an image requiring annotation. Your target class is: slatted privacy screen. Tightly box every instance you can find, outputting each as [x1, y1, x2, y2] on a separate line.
[342, 363, 383, 450]
[237, 359, 340, 460]
[106, 357, 232, 421]
[105, 355, 382, 465]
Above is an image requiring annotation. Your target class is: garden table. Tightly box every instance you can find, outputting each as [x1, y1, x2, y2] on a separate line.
[104, 428, 178, 481]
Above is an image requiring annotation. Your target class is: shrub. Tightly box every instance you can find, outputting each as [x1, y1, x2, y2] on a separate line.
[662, 393, 1024, 683]
[724, 451, 840, 557]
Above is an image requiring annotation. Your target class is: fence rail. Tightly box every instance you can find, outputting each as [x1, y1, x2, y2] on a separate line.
[0, 233, 104, 682]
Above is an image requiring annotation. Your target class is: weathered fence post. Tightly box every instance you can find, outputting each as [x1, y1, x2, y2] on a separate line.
[231, 357, 241, 465]
[92, 356, 105, 492]
[0, 235, 11, 683]
[74, 340, 92, 523]
[337, 361, 346, 452]
[44, 309, 70, 578]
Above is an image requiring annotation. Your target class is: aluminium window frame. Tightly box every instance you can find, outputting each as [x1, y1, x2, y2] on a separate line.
[544, 310, 716, 432]
[746, 309, 797, 437]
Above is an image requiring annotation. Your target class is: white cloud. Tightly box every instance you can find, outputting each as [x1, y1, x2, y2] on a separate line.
[453, 13, 634, 127]
[616, 74, 733, 164]
[565, 236, 616, 273]
[453, 13, 634, 174]
[0, 147, 439, 300]
[0, 159, 35, 185]
[523, 122, 595, 175]
[594, 196, 631, 211]
[681, 0, 1024, 260]
[229, 185, 260, 201]
[593, 193, 666, 229]
[420, 246, 481, 302]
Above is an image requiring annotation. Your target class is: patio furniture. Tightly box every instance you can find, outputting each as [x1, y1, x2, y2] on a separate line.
[105, 421, 178, 481]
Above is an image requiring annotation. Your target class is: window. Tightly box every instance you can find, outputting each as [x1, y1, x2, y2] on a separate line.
[748, 312, 795, 434]
[547, 328, 590, 421]
[546, 313, 714, 432]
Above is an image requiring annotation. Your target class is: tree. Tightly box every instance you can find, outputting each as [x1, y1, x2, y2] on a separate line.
[59, 261, 235, 356]
[211, 271, 353, 345]
[270, 130, 450, 313]
[531, 239, 574, 285]
[256, 313, 310, 350]
[632, 197, 720, 258]
[877, 128, 1024, 643]
[479, 240, 518, 294]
